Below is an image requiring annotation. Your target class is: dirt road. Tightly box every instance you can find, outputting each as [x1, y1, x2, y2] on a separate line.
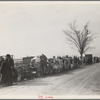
[0, 63, 100, 99]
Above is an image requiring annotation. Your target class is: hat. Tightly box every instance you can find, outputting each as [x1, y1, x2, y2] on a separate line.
[6, 54, 11, 58]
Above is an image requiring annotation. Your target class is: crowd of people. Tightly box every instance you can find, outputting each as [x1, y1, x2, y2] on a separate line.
[0, 53, 99, 87]
[29, 54, 99, 77]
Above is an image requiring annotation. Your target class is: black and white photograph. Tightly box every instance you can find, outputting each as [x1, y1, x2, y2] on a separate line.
[0, 1, 100, 99]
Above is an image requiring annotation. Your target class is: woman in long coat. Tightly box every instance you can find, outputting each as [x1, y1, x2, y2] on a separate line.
[1, 54, 14, 86]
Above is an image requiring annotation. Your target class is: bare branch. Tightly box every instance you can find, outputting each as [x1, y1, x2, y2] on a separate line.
[63, 21, 95, 58]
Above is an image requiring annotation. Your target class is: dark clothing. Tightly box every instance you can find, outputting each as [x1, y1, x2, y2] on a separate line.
[0, 61, 3, 68]
[1, 58, 14, 86]
[0, 60, 4, 84]
[0, 59, 4, 70]
[40, 55, 47, 75]
[12, 68, 18, 83]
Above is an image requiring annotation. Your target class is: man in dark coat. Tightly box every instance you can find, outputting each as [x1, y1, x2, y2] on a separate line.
[40, 54, 47, 75]
[1, 54, 14, 86]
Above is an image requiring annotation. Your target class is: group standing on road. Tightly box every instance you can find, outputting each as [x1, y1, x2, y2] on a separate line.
[0, 53, 100, 87]
[30, 54, 100, 77]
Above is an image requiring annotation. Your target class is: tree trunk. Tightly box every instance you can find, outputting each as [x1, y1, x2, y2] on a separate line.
[80, 53, 82, 60]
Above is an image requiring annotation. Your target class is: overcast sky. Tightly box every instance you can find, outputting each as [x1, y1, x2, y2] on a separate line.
[0, 1, 100, 58]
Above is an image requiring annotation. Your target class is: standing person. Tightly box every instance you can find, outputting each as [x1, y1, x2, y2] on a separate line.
[0, 56, 4, 69]
[40, 54, 47, 76]
[0, 56, 4, 84]
[1, 54, 14, 86]
[63, 56, 69, 71]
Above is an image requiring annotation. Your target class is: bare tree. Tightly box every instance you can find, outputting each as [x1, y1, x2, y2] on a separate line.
[63, 22, 95, 60]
